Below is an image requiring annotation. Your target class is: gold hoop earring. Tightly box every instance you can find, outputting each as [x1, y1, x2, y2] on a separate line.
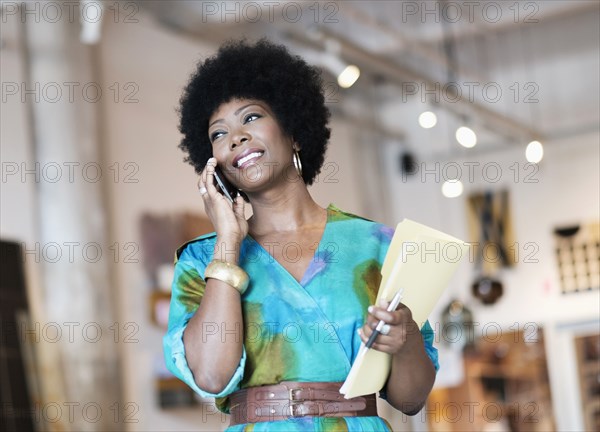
[293, 150, 303, 178]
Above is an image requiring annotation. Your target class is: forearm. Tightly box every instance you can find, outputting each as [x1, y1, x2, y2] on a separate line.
[385, 331, 436, 414]
[182, 238, 244, 394]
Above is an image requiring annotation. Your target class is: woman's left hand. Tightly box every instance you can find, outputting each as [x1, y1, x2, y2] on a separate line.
[358, 299, 422, 355]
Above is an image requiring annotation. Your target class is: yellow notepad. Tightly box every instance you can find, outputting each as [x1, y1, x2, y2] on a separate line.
[340, 219, 469, 399]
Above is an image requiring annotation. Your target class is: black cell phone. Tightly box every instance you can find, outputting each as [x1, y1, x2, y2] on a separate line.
[213, 166, 238, 202]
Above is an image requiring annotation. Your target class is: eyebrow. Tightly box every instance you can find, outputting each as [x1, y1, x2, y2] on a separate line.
[209, 103, 260, 128]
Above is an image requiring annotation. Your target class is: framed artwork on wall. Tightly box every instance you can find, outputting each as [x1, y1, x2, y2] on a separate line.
[554, 221, 600, 294]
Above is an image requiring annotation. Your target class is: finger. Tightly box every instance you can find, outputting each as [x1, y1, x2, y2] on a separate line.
[378, 298, 409, 314]
[366, 314, 379, 329]
[378, 298, 390, 308]
[371, 302, 413, 326]
[197, 177, 206, 194]
[197, 175, 211, 203]
[200, 159, 217, 199]
[358, 326, 396, 351]
[364, 341, 395, 354]
[204, 158, 220, 198]
[361, 322, 392, 339]
[357, 327, 369, 343]
[233, 195, 245, 220]
[200, 158, 211, 188]
[368, 305, 399, 325]
[366, 308, 379, 323]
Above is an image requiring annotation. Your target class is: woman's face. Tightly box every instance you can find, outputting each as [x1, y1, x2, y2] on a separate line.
[208, 98, 297, 192]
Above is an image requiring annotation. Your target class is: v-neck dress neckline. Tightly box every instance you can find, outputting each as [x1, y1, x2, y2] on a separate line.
[245, 204, 333, 287]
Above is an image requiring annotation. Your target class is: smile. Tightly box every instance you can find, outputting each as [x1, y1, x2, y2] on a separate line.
[235, 151, 264, 168]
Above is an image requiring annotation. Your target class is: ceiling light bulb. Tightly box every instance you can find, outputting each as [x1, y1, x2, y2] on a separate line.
[337, 65, 360, 88]
[456, 126, 477, 148]
[442, 180, 464, 198]
[418, 111, 437, 129]
[526, 140, 544, 163]
[79, 0, 103, 45]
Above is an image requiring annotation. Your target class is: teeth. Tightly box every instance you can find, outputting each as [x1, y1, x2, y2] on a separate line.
[236, 152, 263, 167]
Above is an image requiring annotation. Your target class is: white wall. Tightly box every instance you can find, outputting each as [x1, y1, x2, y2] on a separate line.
[0, 1, 39, 264]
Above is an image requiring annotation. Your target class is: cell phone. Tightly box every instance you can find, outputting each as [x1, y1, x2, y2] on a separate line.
[213, 166, 239, 203]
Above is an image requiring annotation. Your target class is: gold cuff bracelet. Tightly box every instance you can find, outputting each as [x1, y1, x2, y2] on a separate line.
[204, 260, 249, 295]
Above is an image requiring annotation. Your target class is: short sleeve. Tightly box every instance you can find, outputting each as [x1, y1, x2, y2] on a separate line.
[162, 245, 247, 398]
[420, 320, 439, 371]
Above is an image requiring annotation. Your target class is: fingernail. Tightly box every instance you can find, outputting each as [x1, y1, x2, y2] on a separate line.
[367, 306, 374, 314]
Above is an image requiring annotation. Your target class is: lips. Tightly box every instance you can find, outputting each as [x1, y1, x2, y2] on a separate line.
[232, 148, 264, 168]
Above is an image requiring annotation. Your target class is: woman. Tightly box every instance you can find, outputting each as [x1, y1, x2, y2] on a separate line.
[164, 39, 438, 431]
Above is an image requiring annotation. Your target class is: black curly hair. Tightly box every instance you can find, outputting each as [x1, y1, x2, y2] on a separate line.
[178, 38, 331, 186]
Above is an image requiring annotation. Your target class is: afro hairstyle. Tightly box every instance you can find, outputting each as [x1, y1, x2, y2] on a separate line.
[177, 38, 331, 185]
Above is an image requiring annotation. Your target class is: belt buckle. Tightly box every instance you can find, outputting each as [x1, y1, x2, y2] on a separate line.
[288, 387, 303, 401]
[289, 401, 305, 417]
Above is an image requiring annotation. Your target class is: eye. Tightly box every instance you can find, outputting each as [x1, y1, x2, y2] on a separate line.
[210, 130, 225, 142]
[244, 113, 262, 124]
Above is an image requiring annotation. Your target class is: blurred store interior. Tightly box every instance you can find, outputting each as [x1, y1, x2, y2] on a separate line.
[1, 1, 599, 431]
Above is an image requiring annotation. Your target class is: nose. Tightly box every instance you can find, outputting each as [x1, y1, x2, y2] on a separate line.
[230, 130, 250, 150]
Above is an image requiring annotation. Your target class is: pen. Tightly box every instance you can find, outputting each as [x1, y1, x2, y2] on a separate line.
[364, 288, 404, 349]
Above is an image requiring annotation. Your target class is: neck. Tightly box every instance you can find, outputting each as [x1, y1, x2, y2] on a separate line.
[246, 181, 326, 236]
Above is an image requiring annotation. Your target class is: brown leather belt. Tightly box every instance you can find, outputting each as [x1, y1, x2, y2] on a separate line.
[228, 381, 378, 426]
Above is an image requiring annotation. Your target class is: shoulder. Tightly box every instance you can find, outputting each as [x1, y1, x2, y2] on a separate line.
[174, 231, 217, 264]
[328, 204, 394, 244]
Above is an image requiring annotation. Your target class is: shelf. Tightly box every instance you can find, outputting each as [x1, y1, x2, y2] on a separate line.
[467, 362, 541, 380]
[156, 376, 190, 391]
[428, 328, 555, 431]
[580, 361, 600, 376]
[575, 333, 600, 432]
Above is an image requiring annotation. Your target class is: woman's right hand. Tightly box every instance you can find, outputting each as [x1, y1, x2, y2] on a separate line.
[198, 158, 248, 255]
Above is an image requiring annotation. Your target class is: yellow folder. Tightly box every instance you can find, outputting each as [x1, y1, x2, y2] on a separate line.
[340, 219, 469, 399]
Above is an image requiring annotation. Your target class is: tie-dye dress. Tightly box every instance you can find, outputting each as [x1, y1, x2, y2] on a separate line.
[164, 204, 439, 431]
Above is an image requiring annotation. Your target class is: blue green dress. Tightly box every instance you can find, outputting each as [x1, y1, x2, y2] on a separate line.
[164, 204, 439, 431]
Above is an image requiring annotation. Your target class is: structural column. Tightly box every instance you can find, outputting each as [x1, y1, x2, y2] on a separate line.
[23, 5, 121, 431]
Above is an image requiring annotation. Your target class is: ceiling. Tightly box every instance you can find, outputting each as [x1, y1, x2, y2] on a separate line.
[136, 0, 600, 160]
